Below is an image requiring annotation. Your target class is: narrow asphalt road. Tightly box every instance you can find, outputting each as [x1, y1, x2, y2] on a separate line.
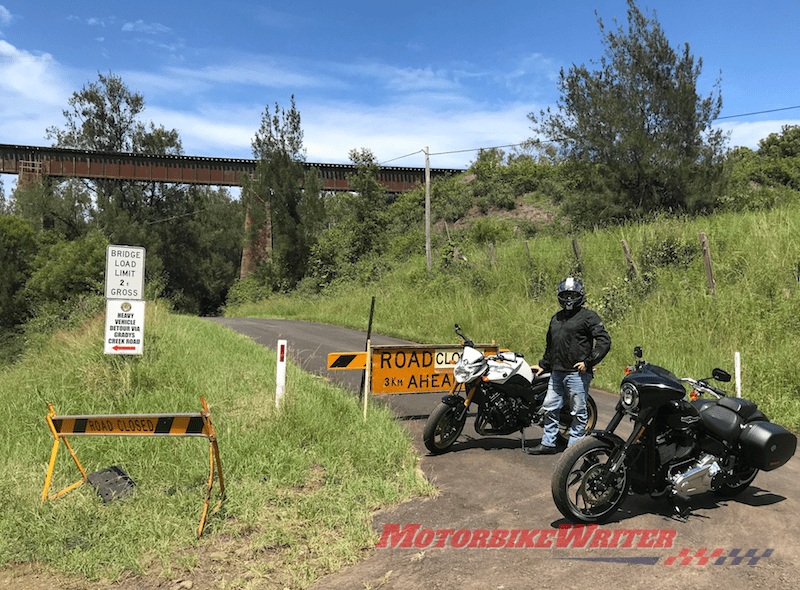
[206, 318, 800, 590]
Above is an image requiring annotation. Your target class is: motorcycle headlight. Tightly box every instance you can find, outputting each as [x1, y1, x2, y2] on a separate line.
[620, 382, 639, 412]
[454, 359, 484, 383]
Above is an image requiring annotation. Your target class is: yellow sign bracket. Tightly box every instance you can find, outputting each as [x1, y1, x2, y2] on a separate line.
[42, 395, 226, 537]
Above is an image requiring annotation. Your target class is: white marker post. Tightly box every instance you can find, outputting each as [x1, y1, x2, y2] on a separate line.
[735, 351, 742, 398]
[276, 340, 287, 407]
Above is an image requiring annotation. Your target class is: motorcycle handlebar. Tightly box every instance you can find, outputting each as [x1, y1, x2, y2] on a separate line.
[681, 377, 728, 398]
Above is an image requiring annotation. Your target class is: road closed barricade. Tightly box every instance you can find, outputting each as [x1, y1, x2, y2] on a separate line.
[42, 396, 225, 537]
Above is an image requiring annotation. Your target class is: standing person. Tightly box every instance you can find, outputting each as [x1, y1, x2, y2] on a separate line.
[526, 277, 611, 455]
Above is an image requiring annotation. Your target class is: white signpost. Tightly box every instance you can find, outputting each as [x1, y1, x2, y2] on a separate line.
[104, 245, 146, 355]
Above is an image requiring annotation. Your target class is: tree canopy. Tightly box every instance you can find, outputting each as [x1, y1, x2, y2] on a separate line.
[528, 0, 728, 226]
[242, 97, 324, 291]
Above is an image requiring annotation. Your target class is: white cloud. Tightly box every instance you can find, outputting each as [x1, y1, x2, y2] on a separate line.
[122, 20, 171, 34]
[0, 41, 77, 147]
[718, 119, 800, 150]
[0, 5, 11, 27]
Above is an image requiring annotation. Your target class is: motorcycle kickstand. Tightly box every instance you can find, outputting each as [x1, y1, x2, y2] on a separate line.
[520, 428, 526, 451]
[668, 494, 692, 522]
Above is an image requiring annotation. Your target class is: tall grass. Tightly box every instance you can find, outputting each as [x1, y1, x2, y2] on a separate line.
[227, 205, 800, 431]
[0, 301, 432, 585]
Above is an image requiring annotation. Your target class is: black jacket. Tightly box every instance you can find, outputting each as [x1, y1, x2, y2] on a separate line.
[538, 306, 611, 373]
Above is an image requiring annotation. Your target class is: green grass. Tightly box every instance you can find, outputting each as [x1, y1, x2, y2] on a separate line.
[227, 204, 800, 432]
[0, 301, 433, 585]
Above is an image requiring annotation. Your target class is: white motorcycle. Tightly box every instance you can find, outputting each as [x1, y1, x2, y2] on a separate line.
[423, 324, 598, 454]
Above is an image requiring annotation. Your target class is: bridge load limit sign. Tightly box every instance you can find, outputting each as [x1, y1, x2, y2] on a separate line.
[104, 299, 145, 355]
[105, 245, 145, 300]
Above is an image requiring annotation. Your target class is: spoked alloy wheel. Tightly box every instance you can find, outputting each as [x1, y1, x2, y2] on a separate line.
[423, 402, 467, 454]
[557, 394, 598, 442]
[551, 437, 629, 524]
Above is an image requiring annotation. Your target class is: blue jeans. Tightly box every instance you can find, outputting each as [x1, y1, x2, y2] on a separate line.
[540, 370, 592, 448]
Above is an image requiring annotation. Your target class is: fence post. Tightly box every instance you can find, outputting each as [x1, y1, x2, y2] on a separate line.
[699, 232, 716, 300]
[572, 239, 583, 274]
[621, 239, 640, 277]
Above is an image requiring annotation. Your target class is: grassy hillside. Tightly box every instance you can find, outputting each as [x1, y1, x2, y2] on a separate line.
[227, 204, 800, 432]
[0, 302, 432, 586]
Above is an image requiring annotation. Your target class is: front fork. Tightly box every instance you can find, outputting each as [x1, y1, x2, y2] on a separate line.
[442, 381, 478, 422]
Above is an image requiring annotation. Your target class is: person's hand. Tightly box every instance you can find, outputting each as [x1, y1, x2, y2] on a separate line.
[532, 364, 545, 376]
[574, 361, 587, 373]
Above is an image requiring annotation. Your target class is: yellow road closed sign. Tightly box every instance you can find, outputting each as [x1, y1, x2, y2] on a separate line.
[328, 344, 499, 394]
[371, 345, 497, 394]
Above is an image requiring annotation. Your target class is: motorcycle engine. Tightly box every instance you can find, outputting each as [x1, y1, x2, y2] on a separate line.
[656, 431, 696, 465]
[475, 388, 523, 435]
[668, 454, 722, 497]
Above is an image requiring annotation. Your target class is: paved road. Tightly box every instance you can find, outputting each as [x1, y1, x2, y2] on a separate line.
[206, 318, 800, 590]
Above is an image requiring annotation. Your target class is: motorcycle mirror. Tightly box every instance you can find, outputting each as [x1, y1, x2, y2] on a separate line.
[633, 346, 643, 359]
[712, 368, 731, 383]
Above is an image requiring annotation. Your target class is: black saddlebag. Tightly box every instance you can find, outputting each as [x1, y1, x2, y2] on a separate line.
[739, 421, 797, 471]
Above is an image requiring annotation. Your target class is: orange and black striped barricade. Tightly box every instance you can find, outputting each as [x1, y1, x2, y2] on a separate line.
[42, 396, 225, 537]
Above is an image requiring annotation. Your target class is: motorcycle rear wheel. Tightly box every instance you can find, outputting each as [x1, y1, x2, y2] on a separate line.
[423, 402, 467, 454]
[557, 394, 598, 442]
[552, 436, 629, 524]
[713, 466, 758, 497]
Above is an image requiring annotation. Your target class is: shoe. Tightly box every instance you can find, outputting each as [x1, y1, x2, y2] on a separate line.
[525, 443, 558, 455]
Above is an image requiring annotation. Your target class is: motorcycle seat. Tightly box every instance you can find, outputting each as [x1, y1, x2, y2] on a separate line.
[532, 372, 551, 385]
[698, 404, 742, 442]
[717, 396, 761, 421]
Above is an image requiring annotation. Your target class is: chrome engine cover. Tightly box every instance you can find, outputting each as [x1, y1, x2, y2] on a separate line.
[669, 454, 721, 497]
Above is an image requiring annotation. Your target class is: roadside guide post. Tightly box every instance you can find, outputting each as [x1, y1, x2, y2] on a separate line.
[276, 339, 287, 407]
[104, 245, 145, 355]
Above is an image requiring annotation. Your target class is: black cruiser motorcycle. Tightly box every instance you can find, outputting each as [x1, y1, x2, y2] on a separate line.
[423, 324, 597, 454]
[551, 347, 797, 523]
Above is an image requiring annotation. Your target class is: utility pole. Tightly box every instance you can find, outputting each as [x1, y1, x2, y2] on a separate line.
[425, 146, 432, 271]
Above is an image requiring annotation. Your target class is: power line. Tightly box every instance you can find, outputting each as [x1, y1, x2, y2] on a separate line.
[715, 105, 800, 120]
[379, 105, 800, 165]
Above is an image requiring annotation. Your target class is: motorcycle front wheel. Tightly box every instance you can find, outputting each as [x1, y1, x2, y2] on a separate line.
[423, 402, 467, 454]
[551, 437, 629, 524]
[557, 394, 598, 442]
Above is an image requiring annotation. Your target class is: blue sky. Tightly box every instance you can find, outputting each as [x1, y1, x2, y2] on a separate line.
[1, 0, 798, 177]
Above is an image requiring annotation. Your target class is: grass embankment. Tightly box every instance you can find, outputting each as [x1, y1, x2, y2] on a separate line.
[0, 302, 433, 586]
[227, 205, 800, 432]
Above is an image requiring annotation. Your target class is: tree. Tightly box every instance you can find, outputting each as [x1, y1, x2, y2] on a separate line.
[0, 215, 38, 329]
[41, 72, 243, 315]
[12, 178, 92, 239]
[528, 0, 728, 226]
[758, 125, 800, 159]
[243, 96, 324, 290]
[308, 149, 390, 285]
